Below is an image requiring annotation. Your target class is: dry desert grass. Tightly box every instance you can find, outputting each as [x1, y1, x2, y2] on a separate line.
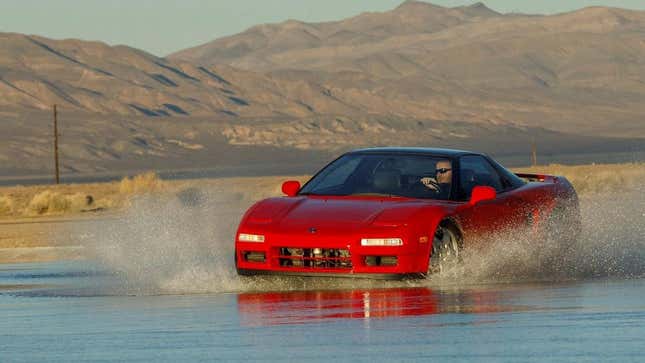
[119, 171, 165, 195]
[0, 173, 306, 259]
[0, 195, 14, 215]
[0, 172, 167, 219]
[514, 163, 645, 196]
[0, 172, 309, 219]
[1, 164, 644, 219]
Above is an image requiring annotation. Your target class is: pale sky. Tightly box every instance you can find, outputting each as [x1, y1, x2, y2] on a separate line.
[2, 0, 645, 56]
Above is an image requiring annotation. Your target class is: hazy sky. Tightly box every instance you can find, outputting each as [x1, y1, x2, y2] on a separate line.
[2, 0, 645, 56]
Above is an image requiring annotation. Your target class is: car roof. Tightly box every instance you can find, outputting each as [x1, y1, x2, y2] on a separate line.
[348, 147, 479, 158]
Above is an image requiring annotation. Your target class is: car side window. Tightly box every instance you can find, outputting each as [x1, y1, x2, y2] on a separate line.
[488, 157, 527, 189]
[458, 155, 504, 199]
[309, 155, 361, 192]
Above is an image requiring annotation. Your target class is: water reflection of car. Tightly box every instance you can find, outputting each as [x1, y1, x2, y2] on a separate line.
[235, 147, 580, 278]
[237, 288, 439, 325]
[236, 287, 520, 326]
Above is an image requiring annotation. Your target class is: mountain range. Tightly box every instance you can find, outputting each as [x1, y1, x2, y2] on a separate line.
[2, 1, 645, 176]
[170, 1, 645, 137]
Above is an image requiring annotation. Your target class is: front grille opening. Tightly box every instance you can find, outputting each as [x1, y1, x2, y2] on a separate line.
[278, 247, 352, 269]
[364, 256, 398, 267]
[244, 251, 266, 263]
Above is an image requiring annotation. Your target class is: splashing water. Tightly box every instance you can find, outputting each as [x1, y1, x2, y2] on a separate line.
[80, 189, 242, 294]
[77, 183, 645, 295]
[432, 185, 645, 284]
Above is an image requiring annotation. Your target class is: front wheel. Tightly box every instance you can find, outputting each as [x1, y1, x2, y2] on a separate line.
[429, 222, 463, 275]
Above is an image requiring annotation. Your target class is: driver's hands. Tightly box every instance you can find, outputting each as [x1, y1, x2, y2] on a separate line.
[420, 177, 440, 192]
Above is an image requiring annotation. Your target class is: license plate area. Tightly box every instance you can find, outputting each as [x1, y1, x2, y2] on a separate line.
[276, 247, 352, 269]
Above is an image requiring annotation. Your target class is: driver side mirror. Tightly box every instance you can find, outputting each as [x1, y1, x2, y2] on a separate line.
[281, 180, 301, 197]
[469, 186, 496, 206]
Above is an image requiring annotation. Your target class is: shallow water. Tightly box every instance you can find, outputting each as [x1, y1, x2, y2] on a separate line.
[2, 261, 645, 362]
[3, 178, 644, 361]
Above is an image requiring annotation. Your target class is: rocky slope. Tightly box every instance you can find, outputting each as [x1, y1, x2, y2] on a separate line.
[170, 1, 645, 137]
[2, 1, 645, 176]
[0, 32, 354, 119]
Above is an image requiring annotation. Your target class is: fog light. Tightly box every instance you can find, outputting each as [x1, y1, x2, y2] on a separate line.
[380, 256, 398, 266]
[365, 256, 378, 266]
[244, 251, 266, 263]
[364, 256, 398, 266]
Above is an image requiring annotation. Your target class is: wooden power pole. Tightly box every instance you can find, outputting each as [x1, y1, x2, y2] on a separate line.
[53, 104, 60, 184]
[531, 138, 537, 167]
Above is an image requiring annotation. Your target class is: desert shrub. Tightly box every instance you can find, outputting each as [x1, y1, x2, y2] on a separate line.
[27, 191, 69, 215]
[0, 195, 14, 216]
[515, 163, 645, 196]
[119, 172, 164, 194]
[27, 191, 93, 215]
[68, 193, 93, 211]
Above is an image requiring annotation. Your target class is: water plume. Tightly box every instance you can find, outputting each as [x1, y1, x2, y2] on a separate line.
[78, 180, 645, 295]
[433, 185, 645, 284]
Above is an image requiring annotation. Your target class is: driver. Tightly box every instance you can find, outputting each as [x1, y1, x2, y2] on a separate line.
[420, 159, 452, 198]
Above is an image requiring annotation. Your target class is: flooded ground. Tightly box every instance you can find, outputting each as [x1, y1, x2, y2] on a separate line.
[2, 261, 645, 362]
[1, 175, 644, 361]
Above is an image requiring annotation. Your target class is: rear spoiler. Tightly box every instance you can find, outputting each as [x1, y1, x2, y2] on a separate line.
[515, 173, 557, 183]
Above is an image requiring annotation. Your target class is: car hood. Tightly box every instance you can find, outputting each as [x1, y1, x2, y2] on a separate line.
[244, 196, 453, 233]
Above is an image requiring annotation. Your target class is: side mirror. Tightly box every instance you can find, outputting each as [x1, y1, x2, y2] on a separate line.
[469, 186, 496, 206]
[281, 180, 301, 197]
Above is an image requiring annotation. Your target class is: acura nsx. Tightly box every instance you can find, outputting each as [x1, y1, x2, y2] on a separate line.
[234, 148, 579, 278]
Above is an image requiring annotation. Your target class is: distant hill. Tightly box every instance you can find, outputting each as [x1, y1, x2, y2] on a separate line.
[2, 1, 645, 176]
[171, 1, 502, 69]
[0, 32, 356, 119]
[170, 1, 645, 137]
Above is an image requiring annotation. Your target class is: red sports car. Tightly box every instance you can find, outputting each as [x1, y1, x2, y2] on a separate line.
[235, 148, 580, 278]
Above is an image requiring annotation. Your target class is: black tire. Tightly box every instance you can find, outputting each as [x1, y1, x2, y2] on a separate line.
[428, 221, 463, 275]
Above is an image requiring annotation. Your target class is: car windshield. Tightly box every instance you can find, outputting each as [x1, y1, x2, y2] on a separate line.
[299, 153, 453, 200]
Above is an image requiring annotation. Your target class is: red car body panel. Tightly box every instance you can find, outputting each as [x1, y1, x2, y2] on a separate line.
[235, 149, 579, 278]
[236, 196, 444, 275]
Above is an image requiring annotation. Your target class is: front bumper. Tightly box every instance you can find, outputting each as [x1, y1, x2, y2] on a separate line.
[235, 240, 425, 276]
[236, 268, 423, 280]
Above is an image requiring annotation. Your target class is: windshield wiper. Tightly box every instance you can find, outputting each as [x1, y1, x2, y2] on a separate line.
[299, 192, 406, 198]
[349, 192, 406, 198]
[299, 192, 353, 197]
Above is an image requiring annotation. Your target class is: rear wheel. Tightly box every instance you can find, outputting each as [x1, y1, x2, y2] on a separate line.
[429, 221, 463, 275]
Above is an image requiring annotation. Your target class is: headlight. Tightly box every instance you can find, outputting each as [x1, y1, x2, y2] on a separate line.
[360, 238, 403, 246]
[238, 233, 265, 242]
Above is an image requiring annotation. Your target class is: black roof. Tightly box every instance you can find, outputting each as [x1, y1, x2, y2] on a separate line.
[348, 147, 477, 157]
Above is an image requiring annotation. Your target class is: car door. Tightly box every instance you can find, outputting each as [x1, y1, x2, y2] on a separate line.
[455, 155, 522, 242]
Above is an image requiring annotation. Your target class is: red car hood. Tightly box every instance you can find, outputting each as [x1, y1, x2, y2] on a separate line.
[245, 196, 453, 233]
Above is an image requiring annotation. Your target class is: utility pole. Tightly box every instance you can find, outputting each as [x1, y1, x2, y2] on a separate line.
[531, 138, 537, 167]
[53, 104, 60, 184]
